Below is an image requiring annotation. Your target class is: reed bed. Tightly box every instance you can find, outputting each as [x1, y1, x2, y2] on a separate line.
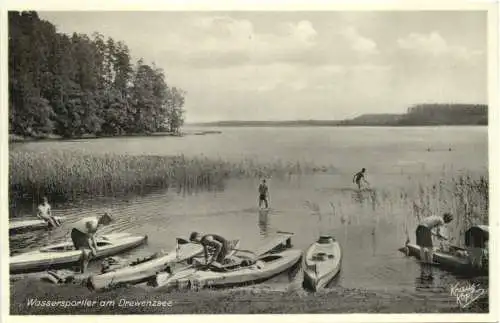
[9, 151, 335, 206]
[306, 172, 488, 245]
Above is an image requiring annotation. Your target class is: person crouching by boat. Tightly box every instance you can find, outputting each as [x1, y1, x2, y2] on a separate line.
[190, 232, 229, 265]
[415, 213, 454, 279]
[37, 196, 61, 228]
[70, 212, 113, 273]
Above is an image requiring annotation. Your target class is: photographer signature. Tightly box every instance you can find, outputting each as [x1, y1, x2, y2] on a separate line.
[450, 282, 487, 308]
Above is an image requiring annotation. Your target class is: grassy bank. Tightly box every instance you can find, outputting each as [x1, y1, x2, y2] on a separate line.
[9, 151, 333, 206]
[9, 278, 488, 314]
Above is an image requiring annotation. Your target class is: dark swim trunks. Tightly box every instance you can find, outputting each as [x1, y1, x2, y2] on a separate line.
[415, 225, 433, 248]
[71, 228, 91, 250]
[259, 194, 267, 201]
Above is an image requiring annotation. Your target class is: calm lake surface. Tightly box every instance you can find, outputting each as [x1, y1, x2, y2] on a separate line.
[9, 126, 488, 306]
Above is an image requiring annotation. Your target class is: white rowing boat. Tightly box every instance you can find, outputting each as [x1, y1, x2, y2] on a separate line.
[154, 231, 297, 289]
[155, 249, 302, 290]
[10, 232, 147, 274]
[88, 239, 240, 290]
[303, 235, 342, 292]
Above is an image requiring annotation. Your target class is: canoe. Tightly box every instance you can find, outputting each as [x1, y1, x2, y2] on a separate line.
[10, 232, 147, 274]
[303, 235, 342, 292]
[399, 243, 488, 276]
[9, 216, 66, 234]
[154, 249, 302, 290]
[154, 231, 297, 289]
[88, 239, 239, 291]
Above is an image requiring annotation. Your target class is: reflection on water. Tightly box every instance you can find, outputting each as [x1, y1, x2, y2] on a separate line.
[258, 209, 270, 237]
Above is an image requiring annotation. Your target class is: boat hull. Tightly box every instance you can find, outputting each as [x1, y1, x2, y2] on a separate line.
[10, 233, 147, 274]
[9, 216, 67, 234]
[399, 243, 488, 276]
[88, 242, 208, 290]
[156, 249, 302, 290]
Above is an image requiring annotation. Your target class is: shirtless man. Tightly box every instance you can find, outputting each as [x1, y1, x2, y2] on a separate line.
[37, 196, 61, 228]
[190, 232, 229, 265]
[70, 211, 113, 273]
[416, 213, 453, 279]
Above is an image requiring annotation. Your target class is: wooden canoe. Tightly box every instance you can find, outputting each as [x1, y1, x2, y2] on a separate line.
[10, 232, 147, 274]
[303, 235, 342, 292]
[9, 216, 66, 234]
[154, 231, 295, 288]
[399, 243, 488, 277]
[154, 249, 302, 290]
[88, 239, 239, 291]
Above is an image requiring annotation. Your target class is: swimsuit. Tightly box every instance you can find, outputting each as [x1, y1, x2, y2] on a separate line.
[71, 217, 98, 250]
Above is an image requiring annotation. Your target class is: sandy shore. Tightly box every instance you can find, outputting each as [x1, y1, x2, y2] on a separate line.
[9, 277, 488, 315]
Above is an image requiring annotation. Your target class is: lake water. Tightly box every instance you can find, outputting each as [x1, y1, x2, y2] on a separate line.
[9, 126, 488, 307]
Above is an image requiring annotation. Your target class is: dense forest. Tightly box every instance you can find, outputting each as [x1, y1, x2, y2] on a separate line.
[9, 11, 186, 139]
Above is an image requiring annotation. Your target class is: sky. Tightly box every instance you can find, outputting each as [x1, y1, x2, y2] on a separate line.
[38, 11, 488, 122]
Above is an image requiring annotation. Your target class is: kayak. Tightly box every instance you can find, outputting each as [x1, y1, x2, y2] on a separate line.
[88, 239, 239, 291]
[154, 249, 302, 290]
[9, 216, 66, 234]
[154, 231, 298, 289]
[10, 232, 147, 274]
[399, 243, 488, 276]
[303, 235, 342, 292]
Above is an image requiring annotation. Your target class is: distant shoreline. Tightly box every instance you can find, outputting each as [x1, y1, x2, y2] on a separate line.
[188, 121, 487, 127]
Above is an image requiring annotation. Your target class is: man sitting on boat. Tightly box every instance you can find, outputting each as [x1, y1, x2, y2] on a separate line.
[37, 196, 61, 228]
[415, 213, 453, 278]
[190, 232, 229, 265]
[70, 211, 114, 273]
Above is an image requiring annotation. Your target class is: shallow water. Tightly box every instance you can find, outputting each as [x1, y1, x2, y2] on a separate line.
[9, 126, 488, 307]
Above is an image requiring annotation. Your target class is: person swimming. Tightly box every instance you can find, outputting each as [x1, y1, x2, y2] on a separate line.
[353, 168, 369, 190]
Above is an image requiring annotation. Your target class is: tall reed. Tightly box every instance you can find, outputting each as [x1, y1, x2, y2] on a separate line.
[9, 151, 335, 207]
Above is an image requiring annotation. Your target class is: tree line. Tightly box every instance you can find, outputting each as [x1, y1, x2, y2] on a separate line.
[340, 104, 487, 126]
[9, 11, 186, 138]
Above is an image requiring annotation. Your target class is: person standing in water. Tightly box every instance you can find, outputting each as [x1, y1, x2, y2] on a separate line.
[258, 179, 270, 209]
[353, 168, 369, 190]
[70, 211, 114, 273]
[37, 196, 61, 228]
[415, 212, 454, 279]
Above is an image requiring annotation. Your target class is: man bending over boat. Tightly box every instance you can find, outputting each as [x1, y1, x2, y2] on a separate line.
[190, 232, 229, 265]
[415, 213, 453, 279]
[37, 196, 61, 228]
[70, 212, 114, 273]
